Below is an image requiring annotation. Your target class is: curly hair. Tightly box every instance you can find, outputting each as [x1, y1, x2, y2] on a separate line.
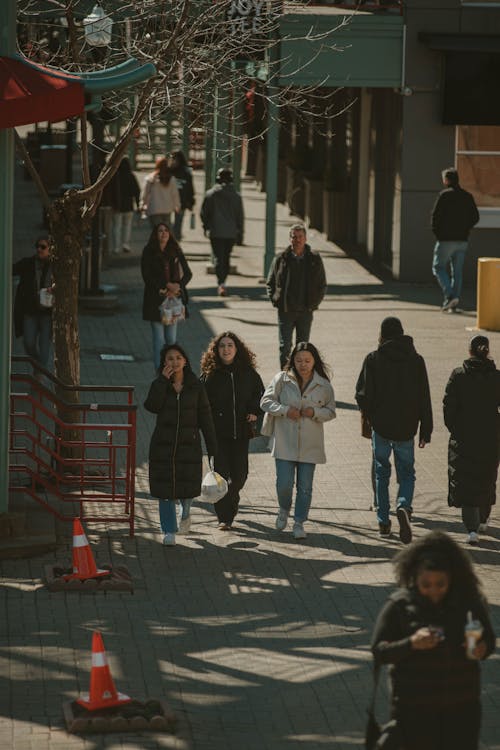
[200, 331, 257, 376]
[285, 341, 331, 381]
[394, 530, 482, 600]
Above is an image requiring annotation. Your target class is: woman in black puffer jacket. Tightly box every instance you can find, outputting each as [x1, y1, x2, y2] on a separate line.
[200, 332, 264, 530]
[145, 343, 217, 546]
[443, 335, 500, 545]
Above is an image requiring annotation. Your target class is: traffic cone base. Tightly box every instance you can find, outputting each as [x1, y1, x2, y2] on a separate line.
[63, 519, 111, 581]
[76, 691, 132, 712]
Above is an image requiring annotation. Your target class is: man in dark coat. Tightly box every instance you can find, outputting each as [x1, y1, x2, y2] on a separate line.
[266, 223, 326, 368]
[200, 168, 244, 297]
[431, 167, 479, 311]
[13, 236, 54, 368]
[355, 317, 433, 543]
[443, 335, 500, 544]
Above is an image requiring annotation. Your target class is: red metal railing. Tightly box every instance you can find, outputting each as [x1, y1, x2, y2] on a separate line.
[9, 356, 137, 536]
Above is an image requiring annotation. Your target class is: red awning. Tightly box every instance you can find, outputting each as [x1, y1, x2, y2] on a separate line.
[0, 56, 85, 129]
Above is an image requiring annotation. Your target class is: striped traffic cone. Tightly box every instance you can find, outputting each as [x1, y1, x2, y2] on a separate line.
[63, 519, 110, 581]
[76, 631, 132, 711]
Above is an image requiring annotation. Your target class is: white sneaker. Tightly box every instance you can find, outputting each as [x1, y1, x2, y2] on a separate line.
[163, 533, 176, 546]
[292, 522, 307, 540]
[178, 517, 191, 534]
[467, 531, 479, 546]
[275, 509, 289, 531]
[478, 519, 489, 534]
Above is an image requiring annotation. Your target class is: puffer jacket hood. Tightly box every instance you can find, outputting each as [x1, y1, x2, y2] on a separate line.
[462, 356, 496, 375]
[378, 335, 416, 362]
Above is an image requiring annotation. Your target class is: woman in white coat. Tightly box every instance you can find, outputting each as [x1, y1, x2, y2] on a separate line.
[260, 342, 336, 540]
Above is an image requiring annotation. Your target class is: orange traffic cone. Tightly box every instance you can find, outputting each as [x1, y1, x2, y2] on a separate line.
[63, 519, 111, 581]
[76, 631, 132, 711]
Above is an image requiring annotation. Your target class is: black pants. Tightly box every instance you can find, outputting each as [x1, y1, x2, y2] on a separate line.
[210, 237, 235, 285]
[462, 504, 491, 532]
[397, 701, 480, 750]
[214, 438, 249, 524]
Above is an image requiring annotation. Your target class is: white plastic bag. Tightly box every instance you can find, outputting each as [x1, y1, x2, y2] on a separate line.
[200, 458, 228, 504]
[39, 288, 54, 309]
[84, 4, 113, 47]
[159, 296, 185, 326]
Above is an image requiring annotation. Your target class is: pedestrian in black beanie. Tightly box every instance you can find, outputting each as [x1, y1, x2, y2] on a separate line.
[355, 317, 433, 542]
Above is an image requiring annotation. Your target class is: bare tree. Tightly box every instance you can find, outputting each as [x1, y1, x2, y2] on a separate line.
[16, 0, 344, 399]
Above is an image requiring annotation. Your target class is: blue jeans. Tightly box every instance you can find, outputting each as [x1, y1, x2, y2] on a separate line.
[158, 498, 193, 533]
[275, 459, 316, 523]
[432, 241, 468, 301]
[150, 321, 177, 371]
[372, 432, 415, 525]
[23, 313, 52, 368]
[277, 310, 313, 368]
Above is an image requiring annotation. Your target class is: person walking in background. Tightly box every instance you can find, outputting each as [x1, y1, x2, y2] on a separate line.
[261, 342, 335, 540]
[108, 157, 140, 254]
[13, 236, 54, 368]
[443, 335, 500, 545]
[200, 332, 264, 530]
[141, 223, 192, 371]
[371, 530, 495, 750]
[200, 168, 244, 297]
[144, 343, 217, 546]
[141, 157, 180, 228]
[431, 167, 479, 312]
[355, 317, 433, 543]
[168, 150, 195, 241]
[266, 224, 326, 369]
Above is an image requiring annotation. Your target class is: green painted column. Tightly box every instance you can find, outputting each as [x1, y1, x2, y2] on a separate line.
[231, 91, 242, 192]
[264, 45, 279, 277]
[165, 112, 172, 155]
[0, 0, 16, 514]
[214, 78, 231, 172]
[182, 101, 190, 157]
[204, 97, 215, 193]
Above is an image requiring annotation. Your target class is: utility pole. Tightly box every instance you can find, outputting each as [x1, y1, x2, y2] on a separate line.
[0, 0, 16, 514]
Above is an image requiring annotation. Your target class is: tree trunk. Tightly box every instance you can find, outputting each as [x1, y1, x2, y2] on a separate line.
[48, 193, 91, 463]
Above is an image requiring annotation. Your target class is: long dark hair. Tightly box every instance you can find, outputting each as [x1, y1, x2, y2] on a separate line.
[200, 331, 257, 376]
[285, 342, 331, 381]
[146, 222, 181, 259]
[154, 157, 172, 186]
[159, 343, 193, 374]
[169, 150, 188, 169]
[394, 530, 482, 600]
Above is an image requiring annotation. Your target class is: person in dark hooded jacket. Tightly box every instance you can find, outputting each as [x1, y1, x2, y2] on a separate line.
[355, 317, 433, 542]
[443, 335, 500, 545]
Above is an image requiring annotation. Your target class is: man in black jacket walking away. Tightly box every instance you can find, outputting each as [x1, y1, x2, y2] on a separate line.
[431, 167, 479, 312]
[355, 317, 433, 543]
[200, 168, 244, 297]
[266, 224, 326, 368]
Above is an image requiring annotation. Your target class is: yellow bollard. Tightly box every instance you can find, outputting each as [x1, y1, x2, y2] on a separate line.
[477, 258, 500, 331]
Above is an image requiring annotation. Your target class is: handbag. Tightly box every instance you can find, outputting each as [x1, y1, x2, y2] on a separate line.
[200, 458, 228, 503]
[365, 663, 401, 750]
[159, 296, 185, 326]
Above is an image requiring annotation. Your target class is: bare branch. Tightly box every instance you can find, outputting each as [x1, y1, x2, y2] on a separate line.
[14, 129, 51, 211]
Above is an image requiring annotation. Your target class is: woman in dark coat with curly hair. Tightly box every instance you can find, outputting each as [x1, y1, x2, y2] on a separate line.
[145, 343, 217, 546]
[141, 222, 192, 371]
[443, 335, 500, 545]
[200, 332, 264, 530]
[372, 530, 495, 750]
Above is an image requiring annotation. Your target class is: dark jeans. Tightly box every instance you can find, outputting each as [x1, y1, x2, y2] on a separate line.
[210, 237, 235, 285]
[277, 310, 313, 368]
[462, 504, 491, 533]
[214, 438, 249, 525]
[23, 313, 52, 368]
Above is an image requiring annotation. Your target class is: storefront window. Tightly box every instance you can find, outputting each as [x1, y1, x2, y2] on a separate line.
[456, 125, 500, 207]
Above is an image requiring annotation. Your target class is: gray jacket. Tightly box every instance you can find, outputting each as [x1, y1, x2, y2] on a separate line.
[200, 183, 244, 240]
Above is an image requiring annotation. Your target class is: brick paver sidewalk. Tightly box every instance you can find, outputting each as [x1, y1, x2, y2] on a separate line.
[2, 169, 499, 749]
